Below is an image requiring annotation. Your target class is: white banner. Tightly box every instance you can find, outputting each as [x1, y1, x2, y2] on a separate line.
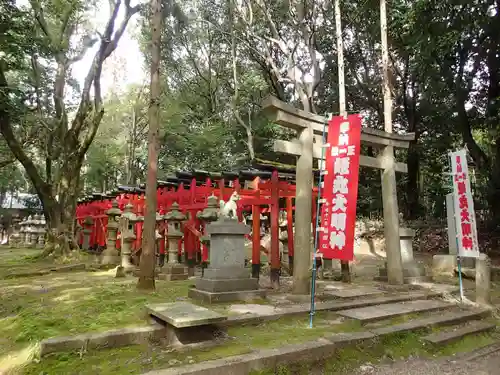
[450, 149, 480, 258]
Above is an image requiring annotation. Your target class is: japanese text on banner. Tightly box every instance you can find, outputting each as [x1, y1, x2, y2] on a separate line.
[450, 149, 480, 258]
[318, 115, 362, 261]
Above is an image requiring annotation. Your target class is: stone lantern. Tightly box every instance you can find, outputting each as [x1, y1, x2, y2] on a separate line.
[162, 202, 188, 280]
[18, 217, 27, 247]
[24, 215, 34, 247]
[102, 200, 122, 265]
[119, 203, 139, 273]
[82, 216, 94, 251]
[38, 214, 46, 248]
[31, 214, 44, 248]
[197, 195, 219, 275]
[9, 216, 22, 248]
[155, 212, 164, 266]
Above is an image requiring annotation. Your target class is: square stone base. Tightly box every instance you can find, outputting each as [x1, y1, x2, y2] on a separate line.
[195, 277, 259, 292]
[432, 254, 457, 276]
[375, 261, 432, 284]
[158, 264, 189, 281]
[188, 287, 267, 304]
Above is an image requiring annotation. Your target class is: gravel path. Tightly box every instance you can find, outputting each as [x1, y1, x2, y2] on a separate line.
[353, 344, 500, 375]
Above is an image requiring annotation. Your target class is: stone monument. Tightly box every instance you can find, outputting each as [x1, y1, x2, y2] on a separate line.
[161, 202, 189, 281]
[188, 201, 266, 303]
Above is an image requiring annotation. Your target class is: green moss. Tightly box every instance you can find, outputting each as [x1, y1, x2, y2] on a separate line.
[0, 271, 192, 372]
[22, 343, 253, 375]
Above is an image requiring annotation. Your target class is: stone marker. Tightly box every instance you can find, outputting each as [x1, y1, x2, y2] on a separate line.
[476, 253, 491, 306]
[188, 219, 266, 303]
[336, 299, 449, 323]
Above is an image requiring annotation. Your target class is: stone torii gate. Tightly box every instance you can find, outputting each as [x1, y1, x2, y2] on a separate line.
[262, 96, 415, 294]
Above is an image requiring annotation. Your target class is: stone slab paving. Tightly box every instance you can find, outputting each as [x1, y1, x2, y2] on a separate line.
[422, 321, 497, 345]
[336, 299, 451, 323]
[228, 304, 282, 316]
[324, 288, 383, 299]
[146, 302, 227, 328]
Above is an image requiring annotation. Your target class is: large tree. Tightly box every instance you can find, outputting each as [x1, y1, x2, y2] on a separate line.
[0, 0, 141, 254]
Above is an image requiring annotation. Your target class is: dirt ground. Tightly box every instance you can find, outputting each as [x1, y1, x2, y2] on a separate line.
[353, 343, 500, 375]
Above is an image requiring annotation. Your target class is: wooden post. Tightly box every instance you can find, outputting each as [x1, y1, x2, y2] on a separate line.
[270, 170, 280, 288]
[251, 204, 261, 278]
[380, 0, 404, 284]
[286, 197, 294, 274]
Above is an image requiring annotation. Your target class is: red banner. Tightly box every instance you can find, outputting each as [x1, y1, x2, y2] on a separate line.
[318, 114, 362, 261]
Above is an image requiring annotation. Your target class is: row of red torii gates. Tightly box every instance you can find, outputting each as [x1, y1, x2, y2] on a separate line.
[75, 164, 320, 278]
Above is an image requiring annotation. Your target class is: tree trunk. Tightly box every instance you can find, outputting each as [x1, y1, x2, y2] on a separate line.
[41, 161, 81, 256]
[137, 0, 162, 291]
[405, 140, 420, 219]
[487, 139, 500, 230]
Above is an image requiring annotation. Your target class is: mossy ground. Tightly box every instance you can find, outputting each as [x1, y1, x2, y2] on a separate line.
[1, 247, 499, 375]
[18, 311, 363, 374]
[0, 247, 360, 374]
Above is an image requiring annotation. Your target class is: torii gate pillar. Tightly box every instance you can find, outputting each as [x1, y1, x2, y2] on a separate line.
[293, 122, 314, 294]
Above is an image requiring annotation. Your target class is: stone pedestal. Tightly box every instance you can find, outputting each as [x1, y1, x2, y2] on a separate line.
[161, 230, 188, 281]
[376, 228, 431, 283]
[476, 254, 491, 306]
[432, 254, 457, 276]
[188, 219, 266, 303]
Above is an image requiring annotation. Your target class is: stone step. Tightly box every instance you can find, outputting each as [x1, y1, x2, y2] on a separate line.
[372, 308, 491, 336]
[421, 321, 496, 346]
[322, 287, 383, 299]
[336, 299, 451, 323]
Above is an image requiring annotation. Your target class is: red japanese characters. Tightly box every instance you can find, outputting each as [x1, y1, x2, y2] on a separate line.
[450, 150, 479, 257]
[319, 115, 362, 261]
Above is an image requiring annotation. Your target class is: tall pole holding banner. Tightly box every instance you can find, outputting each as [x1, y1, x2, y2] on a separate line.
[379, 0, 404, 284]
[449, 149, 480, 302]
[334, 0, 351, 283]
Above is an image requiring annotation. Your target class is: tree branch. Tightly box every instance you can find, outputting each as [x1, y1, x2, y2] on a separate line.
[29, 0, 54, 42]
[0, 66, 53, 205]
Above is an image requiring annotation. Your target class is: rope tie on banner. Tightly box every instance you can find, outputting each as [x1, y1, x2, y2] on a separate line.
[309, 115, 330, 329]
